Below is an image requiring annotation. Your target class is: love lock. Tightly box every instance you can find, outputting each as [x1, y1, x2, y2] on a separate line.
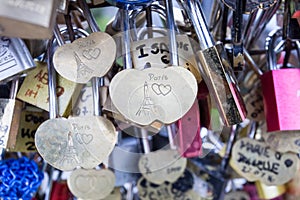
[110, 66, 197, 126]
[35, 26, 117, 171]
[53, 32, 116, 84]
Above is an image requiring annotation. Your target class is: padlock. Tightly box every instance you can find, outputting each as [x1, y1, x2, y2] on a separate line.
[286, 166, 300, 199]
[255, 181, 286, 200]
[131, 29, 202, 83]
[58, 4, 118, 190]
[50, 180, 73, 200]
[138, 128, 187, 185]
[243, 183, 260, 200]
[261, 28, 300, 132]
[184, 0, 247, 126]
[176, 100, 202, 158]
[16, 61, 81, 117]
[0, 36, 36, 82]
[109, 1, 198, 127]
[128, 2, 200, 73]
[17, 27, 87, 117]
[7, 106, 48, 152]
[0, 77, 22, 149]
[34, 21, 117, 171]
[67, 167, 116, 199]
[0, 0, 59, 39]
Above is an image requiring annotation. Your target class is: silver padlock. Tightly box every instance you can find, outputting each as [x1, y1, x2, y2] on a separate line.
[0, 0, 59, 39]
[0, 36, 35, 82]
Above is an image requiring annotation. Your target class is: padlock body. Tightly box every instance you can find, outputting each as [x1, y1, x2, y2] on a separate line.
[0, 37, 35, 81]
[176, 100, 202, 158]
[261, 68, 300, 131]
[0, 0, 59, 39]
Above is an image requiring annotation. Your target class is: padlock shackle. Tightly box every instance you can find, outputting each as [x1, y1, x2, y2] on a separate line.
[47, 36, 59, 119]
[220, 124, 239, 173]
[265, 29, 283, 70]
[245, 0, 281, 49]
[141, 128, 150, 153]
[9, 76, 19, 100]
[247, 121, 258, 139]
[53, 25, 65, 46]
[51, 26, 89, 118]
[121, 8, 134, 69]
[165, 0, 179, 66]
[184, 0, 215, 49]
[130, 4, 171, 41]
[77, 0, 101, 32]
[69, 1, 104, 116]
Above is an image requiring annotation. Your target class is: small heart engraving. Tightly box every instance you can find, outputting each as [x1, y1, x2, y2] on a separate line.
[76, 133, 93, 144]
[75, 175, 96, 193]
[285, 159, 293, 168]
[82, 48, 101, 60]
[159, 84, 171, 96]
[151, 83, 171, 96]
[68, 169, 115, 199]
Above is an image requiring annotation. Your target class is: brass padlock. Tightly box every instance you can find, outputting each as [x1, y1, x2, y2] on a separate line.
[17, 61, 82, 117]
[0, 0, 59, 39]
[0, 36, 36, 81]
[7, 106, 48, 152]
[0, 77, 22, 149]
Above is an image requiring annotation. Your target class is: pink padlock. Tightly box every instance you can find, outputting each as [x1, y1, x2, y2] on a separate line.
[261, 29, 300, 132]
[176, 100, 202, 158]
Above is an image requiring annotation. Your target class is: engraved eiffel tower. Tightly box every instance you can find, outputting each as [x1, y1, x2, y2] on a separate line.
[74, 52, 94, 79]
[60, 132, 80, 165]
[136, 81, 158, 118]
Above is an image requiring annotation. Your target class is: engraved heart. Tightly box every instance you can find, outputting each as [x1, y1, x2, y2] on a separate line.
[82, 48, 101, 60]
[151, 83, 171, 96]
[76, 133, 93, 144]
[231, 138, 299, 185]
[75, 175, 96, 193]
[285, 159, 293, 168]
[109, 67, 197, 125]
[53, 32, 116, 83]
[68, 168, 115, 199]
[35, 116, 117, 171]
[138, 149, 187, 184]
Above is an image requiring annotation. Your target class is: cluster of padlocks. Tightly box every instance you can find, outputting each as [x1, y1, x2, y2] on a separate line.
[0, 0, 300, 199]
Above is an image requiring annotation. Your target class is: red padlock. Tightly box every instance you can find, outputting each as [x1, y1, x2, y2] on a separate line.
[261, 29, 300, 132]
[175, 81, 210, 158]
[176, 99, 202, 158]
[50, 181, 73, 200]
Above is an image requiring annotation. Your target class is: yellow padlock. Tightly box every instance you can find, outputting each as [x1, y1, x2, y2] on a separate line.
[7, 106, 48, 152]
[17, 61, 82, 117]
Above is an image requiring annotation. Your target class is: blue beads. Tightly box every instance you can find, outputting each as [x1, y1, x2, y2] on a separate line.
[0, 157, 44, 200]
